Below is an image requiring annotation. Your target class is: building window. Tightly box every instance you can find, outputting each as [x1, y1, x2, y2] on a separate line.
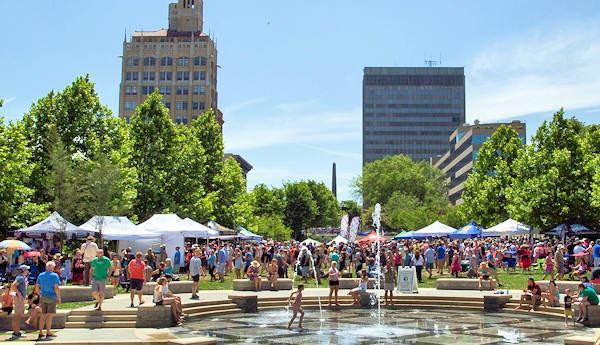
[175, 101, 188, 110]
[176, 86, 189, 95]
[124, 101, 136, 110]
[192, 102, 199, 110]
[191, 115, 198, 121]
[159, 86, 171, 95]
[199, 102, 205, 110]
[194, 57, 200, 66]
[200, 71, 206, 80]
[193, 71, 199, 81]
[160, 71, 172, 81]
[160, 57, 173, 66]
[193, 86, 206, 95]
[177, 71, 190, 81]
[175, 116, 188, 125]
[143, 72, 155, 81]
[126, 72, 138, 81]
[177, 57, 190, 66]
[126, 57, 139, 66]
[143, 57, 156, 66]
[163, 101, 171, 109]
[142, 86, 155, 95]
[125, 86, 137, 95]
[125, 116, 131, 123]
[201, 57, 207, 66]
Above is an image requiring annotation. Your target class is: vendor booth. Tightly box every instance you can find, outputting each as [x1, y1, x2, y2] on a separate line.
[412, 221, 456, 238]
[327, 235, 349, 245]
[482, 219, 530, 237]
[15, 211, 91, 238]
[79, 216, 160, 241]
[359, 230, 387, 244]
[448, 222, 483, 239]
[236, 226, 263, 242]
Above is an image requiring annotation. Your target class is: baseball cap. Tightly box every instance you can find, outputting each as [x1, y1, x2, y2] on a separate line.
[19, 265, 30, 272]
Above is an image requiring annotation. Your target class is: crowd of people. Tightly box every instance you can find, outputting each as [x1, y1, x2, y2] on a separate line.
[2, 233, 600, 336]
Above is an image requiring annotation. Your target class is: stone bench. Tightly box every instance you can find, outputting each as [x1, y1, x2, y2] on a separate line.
[0, 311, 68, 331]
[483, 295, 512, 312]
[136, 304, 174, 328]
[142, 280, 195, 295]
[574, 305, 600, 327]
[228, 294, 257, 313]
[537, 280, 600, 294]
[359, 291, 377, 308]
[337, 278, 376, 289]
[232, 279, 293, 291]
[60, 285, 115, 302]
[436, 278, 495, 290]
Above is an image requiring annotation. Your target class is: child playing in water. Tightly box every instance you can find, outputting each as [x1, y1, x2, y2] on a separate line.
[287, 284, 305, 330]
[564, 288, 574, 327]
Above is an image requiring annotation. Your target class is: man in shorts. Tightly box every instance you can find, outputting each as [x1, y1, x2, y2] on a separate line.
[189, 249, 202, 299]
[90, 249, 111, 311]
[217, 244, 227, 283]
[424, 244, 435, 279]
[128, 252, 146, 308]
[10, 265, 29, 339]
[35, 261, 61, 341]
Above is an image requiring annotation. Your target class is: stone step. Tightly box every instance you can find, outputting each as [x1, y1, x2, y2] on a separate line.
[67, 314, 138, 322]
[69, 309, 138, 316]
[181, 299, 232, 308]
[187, 308, 241, 319]
[64, 321, 137, 328]
[183, 303, 239, 314]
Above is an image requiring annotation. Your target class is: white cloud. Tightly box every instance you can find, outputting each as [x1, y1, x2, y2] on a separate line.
[3, 97, 16, 105]
[223, 100, 361, 151]
[467, 23, 600, 122]
[222, 97, 267, 115]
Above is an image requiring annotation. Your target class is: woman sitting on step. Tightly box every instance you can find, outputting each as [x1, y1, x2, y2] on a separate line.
[349, 269, 369, 305]
[154, 277, 184, 325]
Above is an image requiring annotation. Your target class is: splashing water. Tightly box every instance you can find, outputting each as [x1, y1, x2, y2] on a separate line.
[372, 203, 383, 326]
[290, 245, 324, 322]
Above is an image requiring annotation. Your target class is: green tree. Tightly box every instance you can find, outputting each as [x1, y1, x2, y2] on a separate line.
[213, 157, 255, 228]
[46, 127, 79, 221]
[284, 181, 318, 240]
[506, 109, 599, 229]
[353, 155, 449, 229]
[461, 125, 526, 226]
[0, 118, 48, 234]
[255, 215, 293, 241]
[340, 200, 361, 220]
[250, 184, 286, 219]
[438, 205, 469, 229]
[129, 92, 178, 220]
[191, 109, 224, 193]
[306, 180, 341, 228]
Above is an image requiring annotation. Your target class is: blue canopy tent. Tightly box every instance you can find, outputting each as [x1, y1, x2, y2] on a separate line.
[236, 226, 263, 242]
[449, 222, 483, 239]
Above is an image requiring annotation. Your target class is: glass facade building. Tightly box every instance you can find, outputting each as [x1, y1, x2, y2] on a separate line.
[431, 121, 526, 205]
[362, 67, 465, 165]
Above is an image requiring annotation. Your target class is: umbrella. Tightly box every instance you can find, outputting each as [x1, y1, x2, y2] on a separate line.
[0, 240, 32, 251]
[24, 251, 41, 258]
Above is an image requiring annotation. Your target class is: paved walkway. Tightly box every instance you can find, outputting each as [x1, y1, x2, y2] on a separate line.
[1, 287, 592, 344]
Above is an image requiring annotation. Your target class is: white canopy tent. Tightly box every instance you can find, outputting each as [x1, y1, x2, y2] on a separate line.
[412, 221, 456, 238]
[15, 211, 91, 238]
[482, 219, 531, 237]
[327, 235, 349, 245]
[118, 214, 188, 260]
[181, 218, 219, 239]
[301, 238, 322, 246]
[79, 216, 160, 241]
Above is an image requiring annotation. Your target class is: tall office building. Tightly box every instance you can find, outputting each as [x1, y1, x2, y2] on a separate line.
[431, 121, 526, 205]
[362, 67, 465, 164]
[119, 0, 223, 127]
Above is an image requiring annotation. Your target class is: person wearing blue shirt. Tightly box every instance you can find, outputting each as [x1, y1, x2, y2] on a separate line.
[435, 243, 446, 275]
[173, 246, 181, 274]
[593, 241, 600, 268]
[207, 250, 216, 281]
[35, 261, 61, 340]
[216, 245, 227, 283]
[10, 265, 29, 339]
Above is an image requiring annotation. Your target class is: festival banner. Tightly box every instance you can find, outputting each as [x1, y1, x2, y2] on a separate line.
[349, 216, 360, 241]
[340, 214, 349, 238]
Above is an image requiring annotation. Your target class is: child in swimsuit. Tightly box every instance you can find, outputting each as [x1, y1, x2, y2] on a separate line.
[287, 284, 305, 330]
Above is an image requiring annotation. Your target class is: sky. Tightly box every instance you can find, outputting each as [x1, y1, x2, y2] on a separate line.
[1, 1, 600, 202]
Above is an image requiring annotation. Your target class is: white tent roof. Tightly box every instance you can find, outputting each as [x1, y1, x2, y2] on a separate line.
[482, 219, 531, 237]
[138, 214, 187, 233]
[16, 211, 90, 237]
[80, 216, 160, 241]
[301, 238, 322, 246]
[182, 218, 219, 238]
[413, 221, 456, 237]
[327, 235, 348, 245]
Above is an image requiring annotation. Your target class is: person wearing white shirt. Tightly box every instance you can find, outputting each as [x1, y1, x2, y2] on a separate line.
[80, 236, 99, 286]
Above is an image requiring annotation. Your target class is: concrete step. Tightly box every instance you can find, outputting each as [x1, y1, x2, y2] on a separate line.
[69, 309, 137, 316]
[187, 308, 241, 319]
[67, 314, 137, 322]
[184, 303, 239, 314]
[64, 321, 137, 329]
[181, 299, 232, 308]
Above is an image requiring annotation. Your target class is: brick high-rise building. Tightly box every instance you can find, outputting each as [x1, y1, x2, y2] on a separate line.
[119, 0, 223, 127]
